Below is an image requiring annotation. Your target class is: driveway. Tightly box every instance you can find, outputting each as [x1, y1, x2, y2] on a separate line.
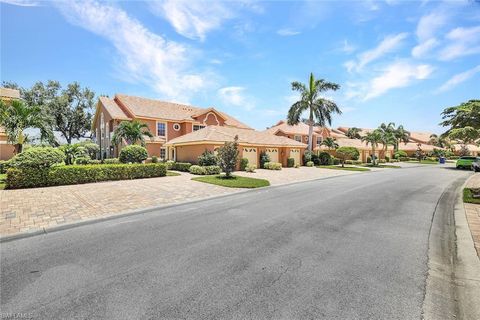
[0, 165, 470, 319]
[0, 168, 359, 237]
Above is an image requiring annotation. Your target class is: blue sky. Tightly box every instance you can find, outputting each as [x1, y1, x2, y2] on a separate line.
[1, 0, 480, 133]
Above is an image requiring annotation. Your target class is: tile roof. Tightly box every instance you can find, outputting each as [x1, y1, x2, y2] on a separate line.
[99, 97, 131, 120]
[0, 87, 20, 99]
[115, 94, 252, 129]
[398, 142, 442, 152]
[337, 126, 436, 144]
[165, 125, 307, 147]
[453, 144, 480, 152]
[316, 137, 392, 151]
[265, 120, 342, 137]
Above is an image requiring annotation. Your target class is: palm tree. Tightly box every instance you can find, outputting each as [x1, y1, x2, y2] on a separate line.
[429, 133, 451, 149]
[288, 73, 341, 151]
[111, 120, 153, 146]
[321, 137, 339, 151]
[361, 130, 382, 166]
[378, 122, 396, 158]
[393, 125, 410, 151]
[346, 127, 361, 139]
[0, 100, 53, 154]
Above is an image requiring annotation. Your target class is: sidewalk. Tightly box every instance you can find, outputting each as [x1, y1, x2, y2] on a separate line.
[463, 174, 480, 257]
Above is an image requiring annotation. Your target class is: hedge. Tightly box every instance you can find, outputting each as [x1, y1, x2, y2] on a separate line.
[170, 162, 192, 171]
[189, 165, 221, 175]
[6, 163, 167, 189]
[11, 147, 65, 169]
[119, 145, 148, 163]
[264, 162, 282, 170]
[287, 158, 295, 168]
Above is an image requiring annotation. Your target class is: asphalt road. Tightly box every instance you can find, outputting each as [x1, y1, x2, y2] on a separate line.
[0, 165, 471, 320]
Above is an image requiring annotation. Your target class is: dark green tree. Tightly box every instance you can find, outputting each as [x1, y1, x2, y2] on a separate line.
[217, 135, 239, 178]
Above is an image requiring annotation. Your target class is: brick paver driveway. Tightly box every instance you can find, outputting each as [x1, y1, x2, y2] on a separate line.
[464, 173, 480, 257]
[1, 167, 360, 237]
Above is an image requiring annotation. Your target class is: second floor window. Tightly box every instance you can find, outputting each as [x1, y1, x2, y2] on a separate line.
[193, 124, 205, 131]
[157, 122, 166, 136]
[294, 135, 302, 142]
[316, 136, 323, 146]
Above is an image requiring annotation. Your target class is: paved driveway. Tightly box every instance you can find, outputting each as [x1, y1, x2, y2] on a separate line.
[0, 168, 358, 237]
[0, 165, 470, 319]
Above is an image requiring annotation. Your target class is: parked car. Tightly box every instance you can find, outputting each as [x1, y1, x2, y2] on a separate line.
[456, 156, 479, 169]
[473, 159, 480, 172]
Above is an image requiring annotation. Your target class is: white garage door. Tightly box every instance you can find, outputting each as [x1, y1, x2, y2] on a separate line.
[265, 148, 278, 163]
[243, 147, 258, 166]
[290, 149, 301, 165]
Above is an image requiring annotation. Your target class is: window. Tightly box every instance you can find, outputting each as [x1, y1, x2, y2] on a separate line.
[100, 113, 104, 138]
[160, 147, 166, 160]
[305, 136, 309, 143]
[294, 135, 302, 142]
[193, 124, 206, 131]
[316, 136, 323, 146]
[173, 123, 181, 131]
[157, 122, 166, 137]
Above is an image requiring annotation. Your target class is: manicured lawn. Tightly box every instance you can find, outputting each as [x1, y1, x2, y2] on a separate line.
[463, 188, 480, 204]
[316, 165, 370, 172]
[362, 164, 402, 168]
[192, 175, 270, 188]
[167, 171, 181, 176]
[0, 173, 5, 190]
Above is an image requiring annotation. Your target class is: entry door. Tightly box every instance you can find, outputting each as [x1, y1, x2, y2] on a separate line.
[290, 149, 301, 165]
[266, 148, 279, 163]
[243, 147, 258, 166]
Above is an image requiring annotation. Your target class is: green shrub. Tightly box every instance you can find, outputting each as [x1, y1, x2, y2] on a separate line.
[352, 160, 363, 165]
[189, 165, 221, 175]
[259, 151, 270, 169]
[394, 150, 408, 159]
[78, 142, 100, 160]
[0, 160, 12, 174]
[306, 161, 314, 167]
[245, 164, 256, 173]
[332, 158, 340, 165]
[367, 156, 372, 163]
[399, 156, 410, 161]
[75, 157, 91, 165]
[449, 156, 459, 160]
[165, 160, 175, 169]
[60, 144, 88, 165]
[318, 152, 331, 165]
[378, 159, 386, 163]
[264, 162, 282, 170]
[303, 151, 314, 165]
[11, 147, 65, 169]
[198, 150, 218, 166]
[345, 160, 353, 165]
[240, 158, 249, 171]
[6, 163, 167, 189]
[385, 156, 390, 162]
[103, 158, 120, 164]
[391, 158, 399, 162]
[336, 146, 360, 166]
[119, 145, 148, 163]
[89, 160, 102, 165]
[287, 157, 295, 168]
[151, 156, 159, 163]
[171, 162, 192, 171]
[294, 163, 300, 168]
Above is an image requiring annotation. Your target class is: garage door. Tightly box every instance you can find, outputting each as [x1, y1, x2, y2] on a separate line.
[265, 148, 278, 163]
[290, 149, 301, 165]
[243, 147, 258, 166]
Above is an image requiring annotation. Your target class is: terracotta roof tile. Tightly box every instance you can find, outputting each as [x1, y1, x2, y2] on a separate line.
[0, 87, 20, 99]
[165, 126, 307, 147]
[265, 120, 343, 137]
[99, 97, 131, 120]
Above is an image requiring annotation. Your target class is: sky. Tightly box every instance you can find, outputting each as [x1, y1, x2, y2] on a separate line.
[1, 0, 479, 134]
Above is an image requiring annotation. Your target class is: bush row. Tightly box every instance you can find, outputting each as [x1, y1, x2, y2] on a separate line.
[188, 165, 221, 175]
[6, 163, 167, 189]
[170, 162, 192, 171]
[264, 162, 282, 170]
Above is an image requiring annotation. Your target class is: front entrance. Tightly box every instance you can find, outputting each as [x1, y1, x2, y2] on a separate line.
[290, 149, 301, 165]
[265, 148, 279, 163]
[243, 147, 258, 167]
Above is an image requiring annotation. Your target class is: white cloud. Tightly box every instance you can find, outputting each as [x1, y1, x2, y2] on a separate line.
[412, 38, 439, 58]
[277, 28, 300, 36]
[341, 40, 356, 54]
[439, 25, 480, 61]
[436, 65, 480, 93]
[218, 86, 255, 111]
[346, 33, 408, 72]
[411, 11, 447, 58]
[364, 61, 434, 100]
[57, 0, 210, 101]
[149, 0, 233, 41]
[0, 0, 38, 6]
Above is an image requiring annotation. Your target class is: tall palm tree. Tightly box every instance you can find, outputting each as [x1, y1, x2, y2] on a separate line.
[111, 120, 153, 146]
[393, 125, 410, 151]
[288, 73, 341, 151]
[378, 122, 396, 157]
[321, 137, 339, 151]
[0, 100, 53, 154]
[346, 127, 361, 139]
[361, 130, 382, 166]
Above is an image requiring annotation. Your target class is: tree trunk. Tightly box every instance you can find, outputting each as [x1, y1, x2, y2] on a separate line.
[307, 111, 314, 152]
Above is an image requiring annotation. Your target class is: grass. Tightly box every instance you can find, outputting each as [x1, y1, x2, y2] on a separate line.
[405, 160, 438, 164]
[316, 165, 370, 172]
[362, 164, 401, 168]
[463, 188, 480, 204]
[0, 173, 5, 190]
[166, 171, 181, 176]
[192, 174, 270, 188]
